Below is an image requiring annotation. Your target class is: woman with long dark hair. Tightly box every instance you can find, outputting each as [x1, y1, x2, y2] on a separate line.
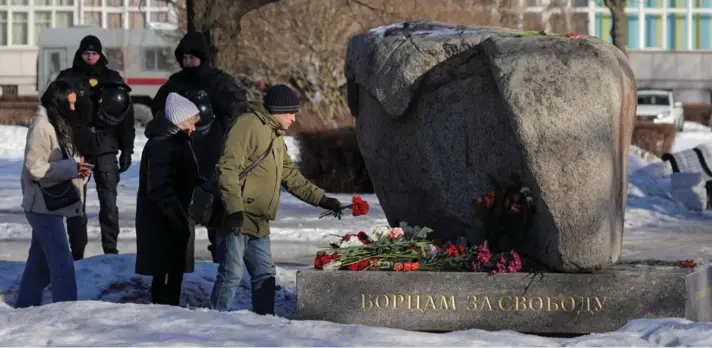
[16, 80, 93, 307]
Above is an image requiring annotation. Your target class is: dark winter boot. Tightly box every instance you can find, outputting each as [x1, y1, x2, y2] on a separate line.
[251, 277, 276, 315]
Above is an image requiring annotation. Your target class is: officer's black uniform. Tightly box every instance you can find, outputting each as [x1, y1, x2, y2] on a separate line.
[152, 32, 248, 263]
[56, 35, 135, 260]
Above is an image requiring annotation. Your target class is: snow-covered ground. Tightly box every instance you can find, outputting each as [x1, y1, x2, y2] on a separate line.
[1, 255, 712, 346]
[2, 121, 712, 345]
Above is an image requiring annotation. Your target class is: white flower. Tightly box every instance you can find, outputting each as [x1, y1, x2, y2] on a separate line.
[340, 236, 364, 248]
[323, 261, 342, 270]
[370, 226, 389, 240]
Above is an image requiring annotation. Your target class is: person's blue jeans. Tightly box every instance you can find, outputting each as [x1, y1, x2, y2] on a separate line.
[209, 228, 276, 314]
[15, 211, 77, 308]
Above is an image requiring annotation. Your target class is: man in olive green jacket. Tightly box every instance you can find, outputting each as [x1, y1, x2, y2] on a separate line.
[209, 84, 342, 314]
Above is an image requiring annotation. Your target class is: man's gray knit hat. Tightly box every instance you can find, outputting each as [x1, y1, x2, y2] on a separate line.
[165, 92, 200, 125]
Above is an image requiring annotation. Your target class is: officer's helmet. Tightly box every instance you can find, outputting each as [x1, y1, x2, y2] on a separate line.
[181, 89, 214, 131]
[98, 84, 131, 127]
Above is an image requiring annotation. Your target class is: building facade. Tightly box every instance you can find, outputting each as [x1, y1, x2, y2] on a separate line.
[591, 0, 712, 50]
[0, 0, 176, 96]
[2, 0, 711, 99]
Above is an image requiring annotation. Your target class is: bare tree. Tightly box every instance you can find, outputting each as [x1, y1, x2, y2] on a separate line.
[175, 0, 576, 131]
[603, 0, 627, 56]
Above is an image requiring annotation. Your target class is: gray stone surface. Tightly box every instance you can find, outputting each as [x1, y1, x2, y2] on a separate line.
[345, 21, 637, 272]
[685, 264, 712, 321]
[296, 265, 692, 334]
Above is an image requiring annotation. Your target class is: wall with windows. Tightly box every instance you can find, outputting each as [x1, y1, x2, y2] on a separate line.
[0, 0, 176, 95]
[592, 0, 712, 50]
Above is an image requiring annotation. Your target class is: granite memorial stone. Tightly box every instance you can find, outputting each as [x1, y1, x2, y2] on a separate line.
[345, 21, 637, 272]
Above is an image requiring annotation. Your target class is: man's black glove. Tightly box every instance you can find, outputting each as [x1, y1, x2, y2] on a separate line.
[318, 196, 343, 219]
[224, 212, 244, 236]
[118, 151, 132, 173]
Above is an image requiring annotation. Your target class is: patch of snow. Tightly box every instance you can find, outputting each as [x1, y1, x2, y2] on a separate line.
[628, 145, 660, 173]
[673, 128, 712, 152]
[1, 255, 712, 346]
[369, 22, 405, 36]
[410, 28, 483, 37]
[683, 121, 711, 133]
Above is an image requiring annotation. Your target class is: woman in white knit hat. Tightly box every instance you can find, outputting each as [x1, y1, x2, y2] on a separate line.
[134, 92, 201, 306]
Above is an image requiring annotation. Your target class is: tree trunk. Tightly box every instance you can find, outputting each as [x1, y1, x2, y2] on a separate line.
[603, 0, 628, 56]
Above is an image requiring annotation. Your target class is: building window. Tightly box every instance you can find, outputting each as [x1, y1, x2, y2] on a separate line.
[34, 0, 52, 5]
[10, 0, 29, 5]
[107, 13, 123, 28]
[106, 0, 122, 6]
[628, 14, 640, 49]
[665, 13, 688, 50]
[644, 14, 662, 48]
[0, 12, 7, 46]
[694, 13, 712, 49]
[55, 11, 73, 27]
[34, 11, 51, 45]
[12, 12, 28, 45]
[56, 0, 73, 5]
[645, 0, 661, 8]
[150, 11, 167, 22]
[668, 0, 685, 8]
[84, 11, 101, 26]
[129, 0, 139, 6]
[627, 0, 641, 8]
[129, 11, 145, 28]
[595, 12, 611, 42]
[83, 0, 100, 6]
[153, 0, 168, 6]
[143, 47, 174, 71]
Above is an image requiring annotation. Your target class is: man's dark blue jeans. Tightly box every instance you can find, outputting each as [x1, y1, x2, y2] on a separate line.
[209, 227, 277, 314]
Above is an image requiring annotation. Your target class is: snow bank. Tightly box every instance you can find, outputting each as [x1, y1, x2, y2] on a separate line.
[683, 121, 711, 133]
[1, 255, 712, 346]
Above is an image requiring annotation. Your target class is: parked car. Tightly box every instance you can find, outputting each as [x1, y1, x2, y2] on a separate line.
[636, 89, 685, 131]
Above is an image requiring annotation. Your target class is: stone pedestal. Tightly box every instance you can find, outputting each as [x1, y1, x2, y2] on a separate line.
[296, 264, 706, 334]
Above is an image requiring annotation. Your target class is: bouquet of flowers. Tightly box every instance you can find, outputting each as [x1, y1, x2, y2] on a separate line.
[319, 196, 370, 219]
[314, 222, 525, 274]
[472, 174, 536, 254]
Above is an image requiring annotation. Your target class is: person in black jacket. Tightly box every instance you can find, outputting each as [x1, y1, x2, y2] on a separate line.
[135, 92, 200, 306]
[56, 35, 135, 260]
[152, 31, 248, 263]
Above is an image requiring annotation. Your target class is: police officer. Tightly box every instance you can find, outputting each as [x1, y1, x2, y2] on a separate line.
[152, 31, 248, 263]
[56, 35, 135, 260]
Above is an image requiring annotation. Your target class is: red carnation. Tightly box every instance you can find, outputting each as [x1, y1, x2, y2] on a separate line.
[356, 231, 371, 244]
[351, 196, 370, 216]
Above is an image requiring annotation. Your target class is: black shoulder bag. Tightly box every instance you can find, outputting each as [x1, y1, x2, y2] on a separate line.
[35, 147, 81, 211]
[189, 133, 274, 227]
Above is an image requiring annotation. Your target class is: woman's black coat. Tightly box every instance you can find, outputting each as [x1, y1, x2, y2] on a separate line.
[135, 117, 198, 275]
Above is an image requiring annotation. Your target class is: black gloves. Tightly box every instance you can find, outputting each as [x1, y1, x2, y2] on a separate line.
[118, 151, 132, 173]
[224, 212, 244, 236]
[318, 196, 342, 213]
